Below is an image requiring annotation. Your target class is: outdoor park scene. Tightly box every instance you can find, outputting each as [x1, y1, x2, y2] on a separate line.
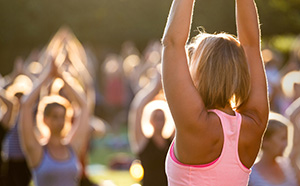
[0, 0, 300, 186]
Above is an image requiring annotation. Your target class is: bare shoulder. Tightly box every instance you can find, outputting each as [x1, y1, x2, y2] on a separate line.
[240, 112, 267, 136]
[175, 110, 224, 164]
[238, 113, 267, 168]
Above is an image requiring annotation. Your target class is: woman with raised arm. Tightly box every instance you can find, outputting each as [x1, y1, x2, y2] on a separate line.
[128, 72, 173, 186]
[19, 61, 90, 186]
[162, 0, 269, 185]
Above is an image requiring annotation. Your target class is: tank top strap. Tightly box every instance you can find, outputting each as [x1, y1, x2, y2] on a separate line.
[208, 109, 241, 133]
[66, 145, 76, 159]
[208, 109, 242, 150]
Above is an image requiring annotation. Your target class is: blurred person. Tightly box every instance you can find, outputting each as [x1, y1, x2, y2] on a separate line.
[102, 54, 129, 133]
[0, 89, 31, 186]
[79, 116, 107, 186]
[54, 61, 101, 186]
[1, 91, 32, 186]
[19, 60, 90, 186]
[281, 35, 300, 74]
[248, 112, 300, 186]
[1, 59, 33, 186]
[128, 72, 174, 186]
[161, 0, 269, 185]
[280, 70, 300, 114]
[0, 89, 13, 175]
[262, 48, 284, 113]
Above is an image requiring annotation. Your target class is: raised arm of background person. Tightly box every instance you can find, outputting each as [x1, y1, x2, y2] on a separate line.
[19, 62, 55, 168]
[286, 98, 300, 185]
[161, 0, 208, 132]
[60, 72, 89, 157]
[128, 73, 162, 154]
[235, 0, 269, 128]
[0, 89, 14, 129]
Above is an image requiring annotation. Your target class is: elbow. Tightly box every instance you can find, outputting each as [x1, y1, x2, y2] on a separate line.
[161, 35, 173, 47]
[161, 35, 186, 48]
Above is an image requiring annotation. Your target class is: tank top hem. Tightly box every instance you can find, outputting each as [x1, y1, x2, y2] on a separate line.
[169, 141, 220, 168]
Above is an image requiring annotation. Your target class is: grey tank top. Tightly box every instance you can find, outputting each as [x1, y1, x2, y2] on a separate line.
[249, 157, 298, 186]
[33, 145, 81, 186]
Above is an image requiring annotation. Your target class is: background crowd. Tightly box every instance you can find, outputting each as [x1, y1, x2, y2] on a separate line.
[0, 0, 300, 185]
[0, 26, 299, 186]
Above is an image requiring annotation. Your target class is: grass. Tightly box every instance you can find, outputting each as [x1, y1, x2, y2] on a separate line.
[86, 131, 141, 185]
[89, 170, 139, 186]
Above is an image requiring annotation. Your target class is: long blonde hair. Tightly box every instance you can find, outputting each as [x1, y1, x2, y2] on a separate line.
[188, 32, 250, 109]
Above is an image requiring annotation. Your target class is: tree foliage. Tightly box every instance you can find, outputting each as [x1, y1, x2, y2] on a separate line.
[0, 0, 299, 75]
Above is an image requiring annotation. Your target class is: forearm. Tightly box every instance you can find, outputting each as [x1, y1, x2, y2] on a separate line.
[129, 78, 161, 142]
[236, 0, 269, 123]
[138, 77, 162, 109]
[0, 93, 14, 128]
[61, 78, 86, 108]
[236, 0, 260, 47]
[162, 0, 195, 46]
[22, 73, 51, 106]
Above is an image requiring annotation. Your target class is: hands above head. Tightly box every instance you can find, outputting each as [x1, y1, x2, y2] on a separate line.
[43, 55, 65, 80]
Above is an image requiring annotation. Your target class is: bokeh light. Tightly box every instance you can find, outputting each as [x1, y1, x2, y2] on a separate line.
[129, 160, 144, 181]
[262, 49, 274, 63]
[123, 54, 140, 76]
[28, 61, 43, 74]
[281, 71, 300, 98]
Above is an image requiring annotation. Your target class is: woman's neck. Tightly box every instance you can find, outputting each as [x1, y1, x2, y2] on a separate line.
[217, 105, 235, 116]
[48, 135, 63, 146]
[258, 152, 278, 167]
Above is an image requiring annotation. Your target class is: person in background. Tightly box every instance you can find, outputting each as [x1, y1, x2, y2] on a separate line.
[19, 60, 90, 186]
[0, 59, 33, 186]
[161, 0, 269, 185]
[128, 72, 173, 186]
[249, 111, 300, 186]
[0, 88, 13, 182]
[0, 89, 32, 186]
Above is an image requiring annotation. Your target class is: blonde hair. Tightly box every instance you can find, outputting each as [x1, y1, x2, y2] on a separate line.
[188, 32, 250, 109]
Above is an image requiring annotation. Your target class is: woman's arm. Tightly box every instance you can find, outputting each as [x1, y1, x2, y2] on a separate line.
[128, 72, 162, 154]
[161, 0, 207, 131]
[19, 62, 55, 168]
[60, 72, 89, 156]
[0, 89, 14, 129]
[236, 0, 269, 128]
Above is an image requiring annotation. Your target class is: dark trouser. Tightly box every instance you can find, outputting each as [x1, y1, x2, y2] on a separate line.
[1, 159, 31, 186]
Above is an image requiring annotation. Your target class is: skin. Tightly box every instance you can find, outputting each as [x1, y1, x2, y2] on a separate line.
[150, 109, 168, 149]
[0, 90, 15, 129]
[19, 60, 89, 168]
[254, 127, 288, 185]
[286, 97, 300, 184]
[161, 0, 269, 168]
[128, 72, 169, 154]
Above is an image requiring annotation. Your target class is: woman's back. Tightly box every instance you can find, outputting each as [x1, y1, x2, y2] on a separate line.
[166, 109, 251, 185]
[161, 0, 269, 184]
[174, 107, 264, 169]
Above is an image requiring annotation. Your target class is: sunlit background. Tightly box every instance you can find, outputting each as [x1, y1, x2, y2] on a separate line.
[0, 0, 300, 185]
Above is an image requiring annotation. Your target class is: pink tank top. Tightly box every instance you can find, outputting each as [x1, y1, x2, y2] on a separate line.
[165, 109, 251, 186]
